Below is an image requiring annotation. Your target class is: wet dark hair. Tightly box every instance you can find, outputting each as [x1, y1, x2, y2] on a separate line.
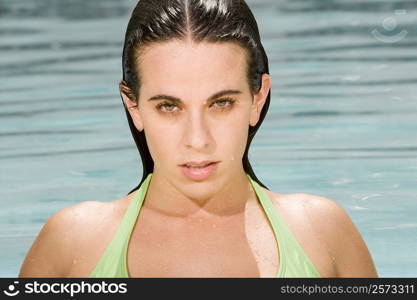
[120, 0, 270, 195]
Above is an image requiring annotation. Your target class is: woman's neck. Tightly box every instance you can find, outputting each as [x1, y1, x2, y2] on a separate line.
[142, 166, 256, 220]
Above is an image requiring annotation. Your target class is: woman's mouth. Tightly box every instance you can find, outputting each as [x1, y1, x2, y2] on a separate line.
[179, 161, 219, 181]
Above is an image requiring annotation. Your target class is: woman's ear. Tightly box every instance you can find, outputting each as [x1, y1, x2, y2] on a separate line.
[119, 81, 144, 132]
[250, 73, 271, 127]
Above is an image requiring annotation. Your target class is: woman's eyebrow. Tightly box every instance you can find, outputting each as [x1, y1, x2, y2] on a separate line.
[147, 89, 242, 103]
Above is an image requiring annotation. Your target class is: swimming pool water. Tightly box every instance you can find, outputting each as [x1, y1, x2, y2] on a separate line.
[1, 0, 416, 277]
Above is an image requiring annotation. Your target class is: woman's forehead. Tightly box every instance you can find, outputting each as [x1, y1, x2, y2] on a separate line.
[137, 40, 248, 92]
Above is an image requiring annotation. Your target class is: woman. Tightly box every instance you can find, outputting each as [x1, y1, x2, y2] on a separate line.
[19, 0, 378, 278]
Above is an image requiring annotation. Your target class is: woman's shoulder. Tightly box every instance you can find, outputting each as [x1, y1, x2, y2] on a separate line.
[262, 189, 378, 277]
[56, 195, 133, 226]
[262, 188, 350, 226]
[262, 188, 340, 213]
[46, 198, 126, 236]
[263, 188, 359, 247]
[50, 193, 135, 248]
[19, 194, 134, 277]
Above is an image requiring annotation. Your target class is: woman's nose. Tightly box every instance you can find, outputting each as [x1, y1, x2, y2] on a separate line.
[183, 111, 212, 151]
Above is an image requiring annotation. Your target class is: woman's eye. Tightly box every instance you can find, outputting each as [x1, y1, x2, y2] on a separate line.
[156, 98, 235, 114]
[211, 98, 235, 109]
[157, 102, 179, 113]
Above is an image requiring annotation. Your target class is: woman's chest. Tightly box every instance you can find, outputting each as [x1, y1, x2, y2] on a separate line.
[126, 211, 278, 277]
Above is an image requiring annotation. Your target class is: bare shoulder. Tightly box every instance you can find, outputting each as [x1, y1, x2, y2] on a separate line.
[265, 190, 378, 277]
[19, 198, 129, 278]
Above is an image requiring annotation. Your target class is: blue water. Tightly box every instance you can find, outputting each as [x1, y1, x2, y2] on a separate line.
[1, 0, 416, 277]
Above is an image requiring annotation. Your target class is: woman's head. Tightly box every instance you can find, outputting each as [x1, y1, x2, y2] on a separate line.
[120, 0, 271, 194]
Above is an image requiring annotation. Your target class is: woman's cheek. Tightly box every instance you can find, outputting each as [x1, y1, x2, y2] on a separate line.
[222, 122, 248, 161]
[143, 125, 174, 162]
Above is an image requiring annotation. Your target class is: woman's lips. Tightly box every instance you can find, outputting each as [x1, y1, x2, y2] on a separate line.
[180, 162, 219, 181]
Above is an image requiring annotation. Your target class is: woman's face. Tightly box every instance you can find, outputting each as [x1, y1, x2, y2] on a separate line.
[122, 40, 270, 193]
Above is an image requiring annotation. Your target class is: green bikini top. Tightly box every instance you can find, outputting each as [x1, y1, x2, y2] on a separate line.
[89, 173, 321, 278]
